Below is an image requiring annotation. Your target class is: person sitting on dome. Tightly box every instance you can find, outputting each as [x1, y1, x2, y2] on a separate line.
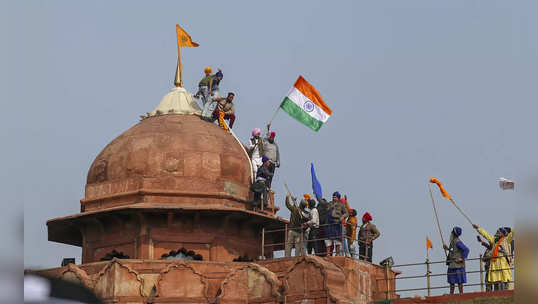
[251, 156, 273, 211]
[212, 92, 236, 128]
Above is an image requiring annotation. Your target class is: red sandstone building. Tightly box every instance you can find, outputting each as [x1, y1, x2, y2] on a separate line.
[32, 85, 401, 303]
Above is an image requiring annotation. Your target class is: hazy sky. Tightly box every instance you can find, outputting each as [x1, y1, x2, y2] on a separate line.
[7, 0, 537, 296]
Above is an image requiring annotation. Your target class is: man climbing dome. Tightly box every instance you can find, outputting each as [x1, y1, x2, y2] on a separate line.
[262, 124, 280, 188]
[212, 92, 236, 129]
[251, 156, 273, 211]
[194, 67, 215, 121]
[248, 128, 263, 177]
[203, 69, 223, 120]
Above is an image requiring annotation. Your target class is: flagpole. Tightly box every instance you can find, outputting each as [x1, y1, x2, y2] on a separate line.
[176, 25, 183, 87]
[429, 184, 448, 257]
[284, 183, 298, 207]
[268, 104, 282, 129]
[178, 40, 182, 87]
[448, 198, 474, 226]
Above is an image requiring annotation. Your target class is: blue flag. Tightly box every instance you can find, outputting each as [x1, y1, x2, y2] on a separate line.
[311, 163, 323, 199]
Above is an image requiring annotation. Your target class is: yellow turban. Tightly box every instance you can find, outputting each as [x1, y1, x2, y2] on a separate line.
[303, 193, 311, 200]
[204, 67, 212, 74]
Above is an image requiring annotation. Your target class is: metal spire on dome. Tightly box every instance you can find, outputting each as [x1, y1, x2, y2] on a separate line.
[140, 25, 201, 120]
[174, 62, 181, 87]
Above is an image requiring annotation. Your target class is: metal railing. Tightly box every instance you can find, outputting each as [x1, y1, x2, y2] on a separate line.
[377, 254, 514, 297]
[261, 222, 373, 260]
[261, 223, 514, 299]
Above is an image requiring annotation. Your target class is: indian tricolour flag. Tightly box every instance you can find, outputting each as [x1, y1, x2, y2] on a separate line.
[280, 76, 332, 131]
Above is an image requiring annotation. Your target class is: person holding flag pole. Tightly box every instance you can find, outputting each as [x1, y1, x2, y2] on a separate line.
[283, 183, 307, 257]
[429, 178, 472, 294]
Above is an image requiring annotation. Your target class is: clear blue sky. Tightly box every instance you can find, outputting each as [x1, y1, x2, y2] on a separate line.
[6, 0, 537, 296]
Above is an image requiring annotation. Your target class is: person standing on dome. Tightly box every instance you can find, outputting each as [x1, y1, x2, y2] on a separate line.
[443, 227, 469, 294]
[194, 67, 216, 120]
[212, 92, 236, 128]
[248, 128, 264, 177]
[358, 212, 380, 262]
[209, 69, 223, 97]
[262, 124, 280, 188]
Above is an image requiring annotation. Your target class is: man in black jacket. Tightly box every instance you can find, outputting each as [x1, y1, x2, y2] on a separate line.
[251, 156, 273, 211]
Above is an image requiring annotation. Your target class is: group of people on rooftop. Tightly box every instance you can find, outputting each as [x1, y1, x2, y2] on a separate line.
[192, 68, 514, 298]
[443, 224, 513, 294]
[284, 191, 380, 262]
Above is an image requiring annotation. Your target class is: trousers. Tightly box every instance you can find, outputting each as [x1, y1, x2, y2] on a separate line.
[359, 243, 373, 262]
[285, 229, 304, 257]
[212, 109, 235, 128]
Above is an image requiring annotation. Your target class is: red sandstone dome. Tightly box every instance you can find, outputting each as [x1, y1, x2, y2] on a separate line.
[47, 104, 285, 262]
[83, 114, 252, 212]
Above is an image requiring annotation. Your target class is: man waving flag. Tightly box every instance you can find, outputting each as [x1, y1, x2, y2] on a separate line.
[280, 76, 332, 131]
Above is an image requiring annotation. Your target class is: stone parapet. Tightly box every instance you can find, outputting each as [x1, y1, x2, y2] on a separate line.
[28, 256, 399, 303]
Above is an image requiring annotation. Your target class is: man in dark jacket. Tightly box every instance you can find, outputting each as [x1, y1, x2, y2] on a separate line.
[251, 156, 273, 211]
[285, 194, 307, 257]
[358, 212, 380, 262]
[316, 192, 348, 256]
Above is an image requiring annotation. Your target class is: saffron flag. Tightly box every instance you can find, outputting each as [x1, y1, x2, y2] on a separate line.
[311, 163, 323, 199]
[429, 177, 452, 200]
[176, 24, 199, 47]
[281, 76, 332, 131]
[426, 236, 433, 250]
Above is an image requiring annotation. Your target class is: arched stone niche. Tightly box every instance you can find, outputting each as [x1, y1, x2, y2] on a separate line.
[217, 263, 282, 304]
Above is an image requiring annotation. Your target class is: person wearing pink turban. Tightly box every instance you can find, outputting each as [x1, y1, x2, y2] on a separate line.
[358, 212, 380, 262]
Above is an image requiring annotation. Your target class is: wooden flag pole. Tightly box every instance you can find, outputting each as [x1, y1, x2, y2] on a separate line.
[177, 37, 182, 87]
[448, 198, 474, 226]
[429, 184, 448, 257]
[284, 183, 298, 206]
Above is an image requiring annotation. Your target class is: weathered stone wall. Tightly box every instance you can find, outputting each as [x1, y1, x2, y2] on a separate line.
[29, 256, 399, 304]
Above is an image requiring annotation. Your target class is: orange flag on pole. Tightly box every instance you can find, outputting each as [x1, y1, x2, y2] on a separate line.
[176, 24, 199, 47]
[426, 236, 433, 250]
[429, 177, 452, 200]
